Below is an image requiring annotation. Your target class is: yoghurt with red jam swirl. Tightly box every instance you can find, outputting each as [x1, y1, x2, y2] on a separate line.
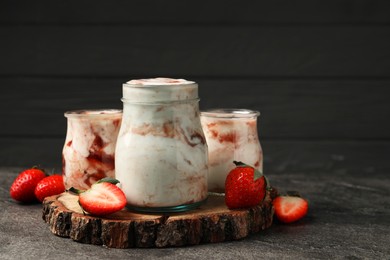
[115, 78, 208, 213]
[201, 109, 263, 193]
[62, 109, 122, 190]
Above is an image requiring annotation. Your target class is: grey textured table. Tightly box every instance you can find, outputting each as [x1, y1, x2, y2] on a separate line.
[1, 167, 389, 259]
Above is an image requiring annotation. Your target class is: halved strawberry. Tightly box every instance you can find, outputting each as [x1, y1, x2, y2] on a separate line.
[272, 194, 308, 223]
[70, 178, 126, 216]
[35, 175, 65, 202]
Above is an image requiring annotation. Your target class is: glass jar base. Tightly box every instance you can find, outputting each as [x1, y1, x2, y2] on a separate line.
[126, 198, 208, 214]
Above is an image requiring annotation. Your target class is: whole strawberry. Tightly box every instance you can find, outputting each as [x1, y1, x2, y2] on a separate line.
[10, 167, 46, 203]
[225, 161, 267, 209]
[35, 175, 66, 202]
[69, 177, 127, 216]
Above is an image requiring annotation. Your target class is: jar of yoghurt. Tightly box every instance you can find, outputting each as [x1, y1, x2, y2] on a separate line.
[200, 109, 263, 193]
[115, 78, 208, 213]
[62, 109, 122, 190]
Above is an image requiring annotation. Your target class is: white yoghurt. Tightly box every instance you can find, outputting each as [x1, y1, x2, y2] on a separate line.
[115, 78, 208, 210]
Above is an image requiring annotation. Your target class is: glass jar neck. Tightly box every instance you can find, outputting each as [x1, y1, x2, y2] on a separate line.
[200, 109, 260, 119]
[121, 98, 200, 105]
[122, 82, 199, 103]
[64, 109, 122, 119]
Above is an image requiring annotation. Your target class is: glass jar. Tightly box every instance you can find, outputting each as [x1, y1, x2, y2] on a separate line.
[200, 109, 263, 193]
[115, 78, 208, 213]
[62, 109, 122, 190]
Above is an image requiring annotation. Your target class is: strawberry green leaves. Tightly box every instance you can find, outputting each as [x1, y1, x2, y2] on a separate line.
[225, 161, 267, 209]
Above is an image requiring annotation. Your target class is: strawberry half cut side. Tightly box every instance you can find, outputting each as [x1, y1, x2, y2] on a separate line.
[69, 178, 127, 216]
[272, 194, 308, 224]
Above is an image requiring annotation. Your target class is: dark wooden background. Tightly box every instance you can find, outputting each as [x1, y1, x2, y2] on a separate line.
[1, 0, 390, 175]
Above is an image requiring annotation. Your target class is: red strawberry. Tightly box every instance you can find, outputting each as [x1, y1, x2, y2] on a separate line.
[10, 167, 46, 203]
[70, 178, 126, 216]
[225, 161, 267, 209]
[34, 175, 65, 202]
[273, 194, 308, 223]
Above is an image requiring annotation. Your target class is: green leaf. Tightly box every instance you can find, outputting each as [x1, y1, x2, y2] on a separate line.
[68, 187, 84, 195]
[264, 175, 272, 190]
[96, 177, 120, 185]
[233, 161, 247, 167]
[233, 161, 263, 180]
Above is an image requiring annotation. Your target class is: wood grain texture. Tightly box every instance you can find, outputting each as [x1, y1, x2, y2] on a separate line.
[2, 0, 390, 24]
[1, 26, 390, 77]
[42, 191, 275, 248]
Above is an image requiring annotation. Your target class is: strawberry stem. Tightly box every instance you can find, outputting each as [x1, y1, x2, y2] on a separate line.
[97, 177, 120, 185]
[68, 187, 84, 195]
[233, 161, 247, 167]
[32, 165, 47, 176]
[286, 191, 301, 197]
[264, 175, 272, 190]
[233, 161, 263, 180]
[67, 178, 120, 195]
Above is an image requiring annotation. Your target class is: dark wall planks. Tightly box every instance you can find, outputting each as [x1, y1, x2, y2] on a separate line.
[1, 78, 389, 139]
[1, 26, 390, 77]
[2, 0, 390, 24]
[1, 1, 390, 167]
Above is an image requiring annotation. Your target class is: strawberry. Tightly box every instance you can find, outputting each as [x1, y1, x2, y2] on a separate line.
[34, 175, 65, 202]
[272, 193, 308, 223]
[69, 178, 126, 216]
[225, 161, 267, 209]
[10, 167, 46, 203]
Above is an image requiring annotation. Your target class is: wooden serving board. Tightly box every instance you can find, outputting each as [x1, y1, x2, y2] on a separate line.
[42, 189, 276, 248]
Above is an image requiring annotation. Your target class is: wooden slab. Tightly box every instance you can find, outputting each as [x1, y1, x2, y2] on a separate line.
[42, 190, 276, 248]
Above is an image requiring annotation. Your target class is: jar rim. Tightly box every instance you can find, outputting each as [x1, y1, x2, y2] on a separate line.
[200, 108, 260, 118]
[64, 109, 122, 118]
[124, 78, 196, 87]
[122, 80, 198, 103]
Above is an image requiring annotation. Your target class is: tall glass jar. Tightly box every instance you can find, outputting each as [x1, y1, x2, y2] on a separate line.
[200, 109, 263, 193]
[62, 109, 122, 190]
[115, 78, 208, 213]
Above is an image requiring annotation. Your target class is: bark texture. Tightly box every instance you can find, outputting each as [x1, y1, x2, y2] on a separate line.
[42, 190, 276, 248]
